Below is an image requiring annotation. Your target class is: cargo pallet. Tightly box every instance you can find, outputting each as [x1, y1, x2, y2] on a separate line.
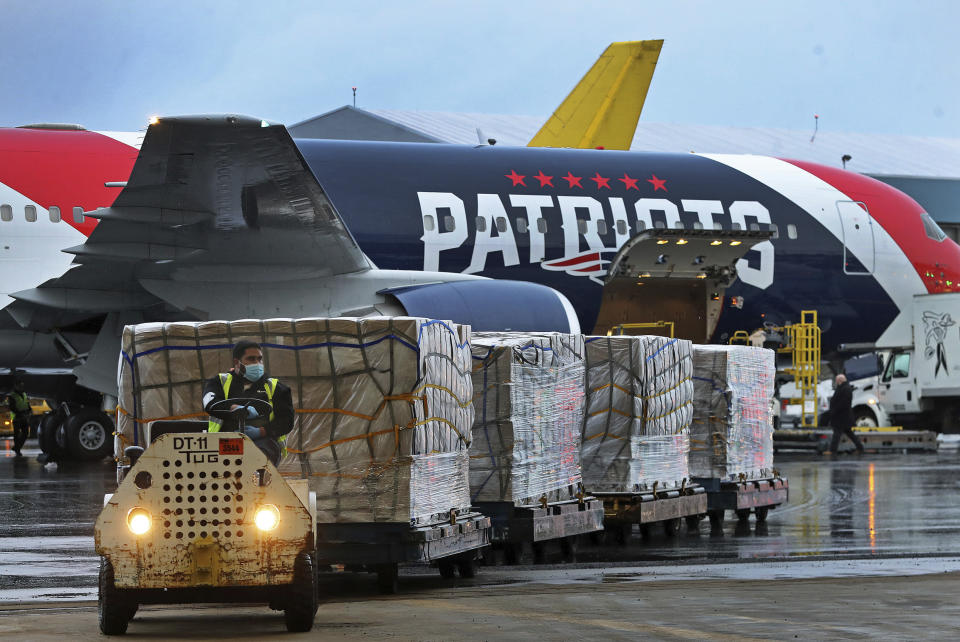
[474, 497, 605, 564]
[593, 484, 708, 542]
[315, 512, 492, 594]
[692, 475, 789, 530]
[773, 428, 938, 454]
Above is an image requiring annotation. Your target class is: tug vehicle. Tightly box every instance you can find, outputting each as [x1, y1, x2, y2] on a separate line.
[94, 399, 319, 634]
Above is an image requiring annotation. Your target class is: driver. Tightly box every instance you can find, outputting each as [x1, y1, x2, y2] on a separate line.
[203, 340, 294, 465]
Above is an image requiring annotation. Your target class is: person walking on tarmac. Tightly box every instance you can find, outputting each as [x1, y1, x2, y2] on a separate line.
[5, 380, 31, 457]
[203, 340, 294, 465]
[827, 374, 865, 455]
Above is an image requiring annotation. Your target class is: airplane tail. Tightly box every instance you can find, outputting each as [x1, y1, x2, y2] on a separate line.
[528, 40, 663, 150]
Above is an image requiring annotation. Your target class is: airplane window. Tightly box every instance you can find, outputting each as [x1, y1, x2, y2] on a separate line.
[475, 217, 487, 232]
[749, 223, 759, 231]
[636, 220, 646, 232]
[0, 205, 11, 222]
[537, 218, 547, 233]
[49, 206, 61, 222]
[770, 223, 779, 239]
[577, 219, 587, 234]
[654, 221, 665, 229]
[25, 205, 37, 222]
[787, 224, 798, 239]
[73, 207, 85, 224]
[731, 222, 742, 230]
[443, 215, 455, 232]
[422, 214, 435, 231]
[596, 220, 608, 235]
[674, 221, 684, 229]
[516, 218, 528, 234]
[616, 220, 627, 235]
[693, 221, 703, 230]
[496, 217, 507, 233]
[921, 212, 947, 242]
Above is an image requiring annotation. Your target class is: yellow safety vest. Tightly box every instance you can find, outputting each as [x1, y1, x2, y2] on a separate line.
[9, 391, 29, 414]
[208, 374, 285, 454]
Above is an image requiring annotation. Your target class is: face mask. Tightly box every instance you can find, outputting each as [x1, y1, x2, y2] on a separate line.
[242, 363, 264, 382]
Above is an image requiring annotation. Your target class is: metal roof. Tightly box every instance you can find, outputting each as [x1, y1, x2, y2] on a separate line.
[366, 108, 960, 179]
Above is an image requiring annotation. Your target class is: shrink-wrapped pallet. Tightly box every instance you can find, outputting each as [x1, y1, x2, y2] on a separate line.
[581, 335, 693, 493]
[469, 332, 585, 505]
[690, 345, 775, 480]
[117, 317, 474, 525]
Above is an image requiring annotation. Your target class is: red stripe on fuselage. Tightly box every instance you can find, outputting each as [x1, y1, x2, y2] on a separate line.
[782, 159, 960, 294]
[0, 128, 139, 237]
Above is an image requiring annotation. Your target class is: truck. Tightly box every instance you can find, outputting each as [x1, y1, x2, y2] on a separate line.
[878, 292, 960, 432]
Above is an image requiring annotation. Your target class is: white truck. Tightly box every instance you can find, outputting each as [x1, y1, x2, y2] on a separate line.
[878, 292, 960, 432]
[779, 352, 890, 428]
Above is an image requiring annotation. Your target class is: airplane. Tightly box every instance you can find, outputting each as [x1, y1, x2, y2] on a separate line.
[1, 42, 958, 461]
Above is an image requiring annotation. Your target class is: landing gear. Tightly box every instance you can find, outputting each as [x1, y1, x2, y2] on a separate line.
[38, 405, 113, 462]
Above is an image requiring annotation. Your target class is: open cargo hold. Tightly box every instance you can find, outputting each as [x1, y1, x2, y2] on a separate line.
[690, 344, 776, 481]
[469, 332, 586, 505]
[581, 335, 705, 531]
[117, 317, 475, 527]
[469, 332, 603, 558]
[690, 344, 786, 530]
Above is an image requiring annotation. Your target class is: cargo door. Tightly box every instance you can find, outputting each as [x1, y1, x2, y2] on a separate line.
[836, 201, 875, 274]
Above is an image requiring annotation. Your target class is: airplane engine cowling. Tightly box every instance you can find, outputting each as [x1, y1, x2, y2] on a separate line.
[382, 280, 581, 334]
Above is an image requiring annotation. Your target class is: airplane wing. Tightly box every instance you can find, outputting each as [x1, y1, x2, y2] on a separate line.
[528, 40, 663, 151]
[8, 115, 373, 323]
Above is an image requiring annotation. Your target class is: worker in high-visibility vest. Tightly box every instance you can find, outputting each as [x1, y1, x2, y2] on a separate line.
[5, 380, 31, 457]
[202, 340, 294, 465]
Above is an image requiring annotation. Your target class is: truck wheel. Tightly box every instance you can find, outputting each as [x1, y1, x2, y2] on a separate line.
[375, 563, 399, 594]
[284, 551, 318, 632]
[854, 409, 878, 428]
[99, 557, 136, 635]
[65, 408, 114, 461]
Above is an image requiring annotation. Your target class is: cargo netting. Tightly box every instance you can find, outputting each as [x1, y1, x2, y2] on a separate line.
[581, 335, 693, 493]
[690, 344, 776, 480]
[117, 317, 474, 525]
[469, 332, 586, 505]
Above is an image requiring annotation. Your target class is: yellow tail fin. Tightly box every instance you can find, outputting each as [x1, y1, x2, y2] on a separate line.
[528, 40, 663, 150]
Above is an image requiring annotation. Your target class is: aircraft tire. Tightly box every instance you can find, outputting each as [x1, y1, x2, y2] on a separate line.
[65, 408, 114, 461]
[38, 411, 69, 459]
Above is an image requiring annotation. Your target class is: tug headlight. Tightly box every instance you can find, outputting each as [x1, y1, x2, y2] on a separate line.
[127, 507, 152, 535]
[254, 504, 280, 531]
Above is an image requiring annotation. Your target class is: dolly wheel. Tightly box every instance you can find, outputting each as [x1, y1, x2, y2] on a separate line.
[735, 509, 752, 523]
[456, 555, 478, 578]
[375, 563, 400, 594]
[663, 518, 681, 536]
[685, 515, 702, 532]
[438, 559, 457, 579]
[99, 557, 136, 635]
[560, 536, 578, 563]
[284, 551, 318, 632]
[708, 510, 725, 531]
[755, 507, 770, 523]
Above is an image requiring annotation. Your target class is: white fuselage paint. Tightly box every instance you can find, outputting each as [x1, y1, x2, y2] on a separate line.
[700, 153, 924, 348]
[0, 181, 87, 308]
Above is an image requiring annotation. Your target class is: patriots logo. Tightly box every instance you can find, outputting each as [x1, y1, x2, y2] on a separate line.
[540, 249, 618, 285]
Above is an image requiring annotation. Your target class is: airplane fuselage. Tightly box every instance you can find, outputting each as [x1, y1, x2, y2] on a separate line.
[0, 127, 958, 367]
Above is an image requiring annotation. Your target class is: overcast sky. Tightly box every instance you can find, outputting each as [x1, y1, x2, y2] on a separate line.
[1, 0, 957, 137]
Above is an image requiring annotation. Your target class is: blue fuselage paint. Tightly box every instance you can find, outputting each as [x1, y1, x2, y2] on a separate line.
[295, 139, 897, 349]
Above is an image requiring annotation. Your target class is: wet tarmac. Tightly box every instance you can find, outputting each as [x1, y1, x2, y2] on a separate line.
[2, 437, 959, 603]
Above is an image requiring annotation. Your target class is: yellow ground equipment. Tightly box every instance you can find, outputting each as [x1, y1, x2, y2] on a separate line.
[775, 311, 822, 428]
[95, 419, 319, 635]
[528, 40, 662, 150]
[606, 321, 675, 337]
